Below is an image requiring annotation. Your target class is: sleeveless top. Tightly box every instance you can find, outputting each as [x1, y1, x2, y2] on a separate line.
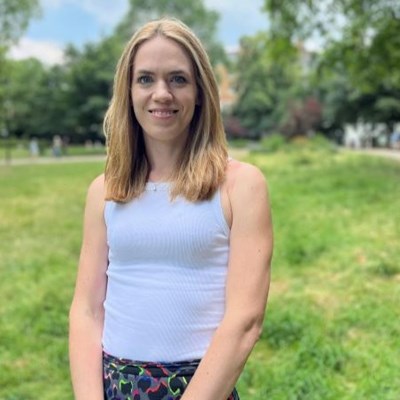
[102, 182, 230, 362]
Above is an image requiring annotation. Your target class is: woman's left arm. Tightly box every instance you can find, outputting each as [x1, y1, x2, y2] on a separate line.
[182, 162, 273, 400]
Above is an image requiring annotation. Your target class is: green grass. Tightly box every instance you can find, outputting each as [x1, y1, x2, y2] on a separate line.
[0, 162, 104, 400]
[238, 145, 400, 399]
[0, 145, 399, 399]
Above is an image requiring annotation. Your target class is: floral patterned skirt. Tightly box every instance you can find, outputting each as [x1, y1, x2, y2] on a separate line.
[103, 352, 240, 400]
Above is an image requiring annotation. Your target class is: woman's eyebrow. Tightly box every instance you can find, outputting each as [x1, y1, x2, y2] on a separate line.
[169, 70, 189, 75]
[134, 69, 190, 75]
[134, 69, 154, 75]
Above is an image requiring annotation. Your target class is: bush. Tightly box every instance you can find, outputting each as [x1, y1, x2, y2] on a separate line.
[259, 133, 287, 152]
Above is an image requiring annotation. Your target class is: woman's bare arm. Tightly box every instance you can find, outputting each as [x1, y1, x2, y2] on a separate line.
[69, 174, 108, 400]
[181, 162, 273, 400]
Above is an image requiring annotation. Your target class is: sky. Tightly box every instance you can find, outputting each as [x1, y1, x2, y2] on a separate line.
[9, 0, 269, 65]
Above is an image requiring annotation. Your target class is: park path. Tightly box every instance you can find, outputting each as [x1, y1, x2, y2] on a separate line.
[348, 148, 400, 162]
[1, 147, 399, 167]
[0, 154, 106, 166]
[0, 148, 251, 167]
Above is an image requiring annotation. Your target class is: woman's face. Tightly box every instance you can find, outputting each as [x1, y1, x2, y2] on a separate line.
[131, 36, 198, 148]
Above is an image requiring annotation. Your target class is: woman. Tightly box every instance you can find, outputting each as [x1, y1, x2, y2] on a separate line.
[69, 17, 273, 400]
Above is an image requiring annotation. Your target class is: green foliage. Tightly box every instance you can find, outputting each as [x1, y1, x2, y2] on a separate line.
[317, 40, 400, 130]
[227, 138, 252, 149]
[115, 0, 226, 64]
[263, 0, 400, 131]
[258, 134, 336, 155]
[0, 0, 41, 135]
[59, 36, 122, 141]
[259, 134, 287, 152]
[2, 36, 121, 141]
[0, 0, 40, 46]
[233, 33, 306, 135]
[2, 58, 48, 137]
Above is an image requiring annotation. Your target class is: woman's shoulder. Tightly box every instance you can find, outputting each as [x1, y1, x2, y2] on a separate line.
[225, 159, 267, 193]
[86, 173, 106, 203]
[224, 160, 271, 224]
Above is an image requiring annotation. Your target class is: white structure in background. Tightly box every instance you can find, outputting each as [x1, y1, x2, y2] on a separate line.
[344, 121, 388, 148]
[390, 123, 400, 149]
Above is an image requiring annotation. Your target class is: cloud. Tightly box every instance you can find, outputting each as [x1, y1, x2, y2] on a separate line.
[40, 0, 128, 26]
[76, 0, 129, 26]
[8, 38, 65, 65]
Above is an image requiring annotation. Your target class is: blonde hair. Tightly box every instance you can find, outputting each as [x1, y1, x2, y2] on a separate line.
[104, 17, 228, 202]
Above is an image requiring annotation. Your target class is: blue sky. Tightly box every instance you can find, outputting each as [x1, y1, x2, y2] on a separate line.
[9, 0, 269, 65]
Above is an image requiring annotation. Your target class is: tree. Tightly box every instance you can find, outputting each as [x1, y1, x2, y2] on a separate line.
[58, 36, 122, 142]
[0, 0, 41, 135]
[233, 33, 320, 137]
[0, 0, 40, 46]
[114, 0, 226, 64]
[3, 58, 47, 138]
[262, 0, 400, 138]
[3, 36, 120, 142]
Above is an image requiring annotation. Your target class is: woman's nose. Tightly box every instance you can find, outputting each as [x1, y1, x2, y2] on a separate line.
[153, 80, 173, 102]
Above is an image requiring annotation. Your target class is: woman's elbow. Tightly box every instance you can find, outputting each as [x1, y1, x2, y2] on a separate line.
[225, 311, 265, 352]
[244, 315, 264, 348]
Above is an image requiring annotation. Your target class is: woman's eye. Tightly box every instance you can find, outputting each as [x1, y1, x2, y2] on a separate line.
[137, 75, 153, 84]
[171, 75, 187, 84]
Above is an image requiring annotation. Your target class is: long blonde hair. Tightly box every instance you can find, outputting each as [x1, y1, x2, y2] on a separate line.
[104, 17, 228, 202]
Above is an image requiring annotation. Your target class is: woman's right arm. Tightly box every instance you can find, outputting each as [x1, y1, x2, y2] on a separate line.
[69, 174, 108, 400]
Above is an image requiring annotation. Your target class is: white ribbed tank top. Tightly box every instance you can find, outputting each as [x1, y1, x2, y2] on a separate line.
[102, 182, 230, 362]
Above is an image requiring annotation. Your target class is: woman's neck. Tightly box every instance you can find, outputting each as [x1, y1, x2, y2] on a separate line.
[145, 141, 184, 182]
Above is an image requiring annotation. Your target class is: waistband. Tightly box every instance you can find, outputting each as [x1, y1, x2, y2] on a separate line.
[103, 351, 201, 378]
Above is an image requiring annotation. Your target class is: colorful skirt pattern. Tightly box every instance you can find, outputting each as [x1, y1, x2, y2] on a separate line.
[103, 352, 240, 400]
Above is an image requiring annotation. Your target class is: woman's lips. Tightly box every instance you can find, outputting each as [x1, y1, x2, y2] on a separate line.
[149, 109, 178, 117]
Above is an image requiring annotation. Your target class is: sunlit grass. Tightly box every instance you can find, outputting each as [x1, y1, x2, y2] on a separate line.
[0, 145, 399, 399]
[238, 147, 400, 399]
[0, 162, 104, 400]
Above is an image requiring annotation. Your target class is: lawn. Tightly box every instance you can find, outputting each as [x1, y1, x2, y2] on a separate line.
[0, 144, 399, 399]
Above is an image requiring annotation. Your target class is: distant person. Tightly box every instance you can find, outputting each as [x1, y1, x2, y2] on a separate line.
[69, 18, 273, 400]
[29, 137, 39, 158]
[62, 135, 70, 155]
[52, 135, 62, 157]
